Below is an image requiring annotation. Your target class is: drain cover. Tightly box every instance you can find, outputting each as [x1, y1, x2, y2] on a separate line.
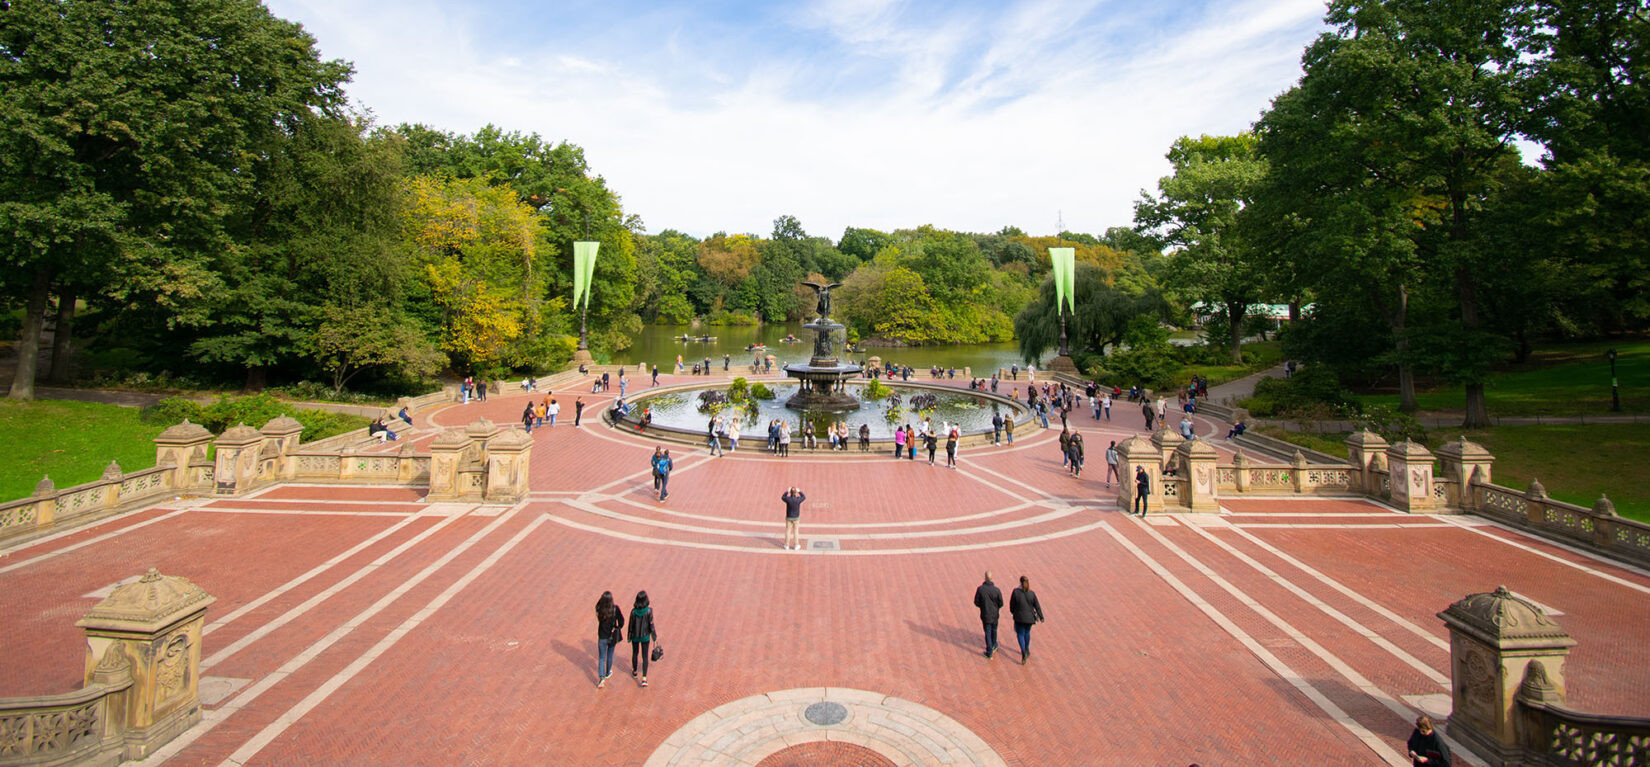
[809, 538, 840, 551]
[803, 701, 848, 726]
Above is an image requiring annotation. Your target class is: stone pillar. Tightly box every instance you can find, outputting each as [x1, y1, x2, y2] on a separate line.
[1232, 448, 1252, 493]
[465, 418, 501, 466]
[1115, 436, 1160, 512]
[77, 569, 216, 760]
[426, 428, 470, 502]
[1437, 437, 1494, 511]
[1343, 430, 1389, 497]
[1386, 440, 1439, 513]
[1151, 429, 1185, 472]
[210, 424, 264, 496]
[1292, 450, 1310, 494]
[397, 443, 422, 484]
[1438, 587, 1576, 765]
[154, 420, 213, 493]
[483, 428, 533, 504]
[1176, 438, 1220, 513]
[260, 415, 305, 480]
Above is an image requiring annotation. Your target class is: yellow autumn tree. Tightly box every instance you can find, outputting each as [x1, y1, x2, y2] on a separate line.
[404, 176, 542, 374]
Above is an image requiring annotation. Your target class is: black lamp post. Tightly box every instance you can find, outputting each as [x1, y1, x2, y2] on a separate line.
[1058, 307, 1069, 358]
[1608, 348, 1620, 412]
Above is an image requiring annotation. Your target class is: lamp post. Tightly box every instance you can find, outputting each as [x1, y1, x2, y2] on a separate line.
[1608, 348, 1620, 412]
[1058, 307, 1069, 357]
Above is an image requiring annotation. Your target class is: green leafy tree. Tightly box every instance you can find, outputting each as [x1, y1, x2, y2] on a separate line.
[1014, 264, 1168, 363]
[1135, 133, 1268, 364]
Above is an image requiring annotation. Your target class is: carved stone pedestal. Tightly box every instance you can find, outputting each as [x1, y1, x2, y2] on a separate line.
[1438, 586, 1576, 765]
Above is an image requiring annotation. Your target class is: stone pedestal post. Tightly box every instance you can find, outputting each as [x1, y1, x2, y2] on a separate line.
[465, 418, 500, 465]
[210, 424, 264, 496]
[1343, 430, 1389, 496]
[154, 421, 214, 493]
[483, 428, 533, 504]
[1385, 440, 1439, 513]
[1150, 429, 1184, 472]
[1438, 587, 1576, 765]
[1176, 438, 1220, 513]
[1115, 436, 1160, 513]
[1437, 437, 1494, 511]
[426, 428, 470, 502]
[77, 569, 215, 760]
[260, 416, 305, 480]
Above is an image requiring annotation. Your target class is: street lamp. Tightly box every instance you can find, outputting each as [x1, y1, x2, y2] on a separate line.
[1608, 348, 1620, 412]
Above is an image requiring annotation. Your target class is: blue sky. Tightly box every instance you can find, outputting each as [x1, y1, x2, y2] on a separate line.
[265, 0, 1330, 240]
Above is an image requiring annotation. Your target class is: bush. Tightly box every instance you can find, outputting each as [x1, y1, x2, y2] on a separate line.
[863, 378, 891, 400]
[1240, 366, 1352, 417]
[1106, 345, 1180, 389]
[749, 382, 776, 399]
[1354, 405, 1429, 445]
[139, 394, 368, 443]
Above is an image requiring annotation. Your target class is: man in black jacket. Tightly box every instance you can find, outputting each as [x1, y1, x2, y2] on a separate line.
[1134, 465, 1151, 517]
[973, 572, 1003, 658]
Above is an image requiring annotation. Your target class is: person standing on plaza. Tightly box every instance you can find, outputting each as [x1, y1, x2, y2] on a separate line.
[707, 416, 723, 456]
[548, 398, 560, 427]
[1105, 441, 1119, 488]
[782, 486, 806, 551]
[945, 424, 959, 469]
[1058, 426, 1072, 468]
[1406, 715, 1450, 766]
[1179, 418, 1194, 440]
[973, 572, 1003, 658]
[521, 404, 535, 434]
[650, 446, 664, 494]
[1142, 400, 1155, 431]
[727, 418, 741, 452]
[907, 424, 918, 460]
[595, 591, 624, 688]
[1009, 576, 1045, 665]
[628, 591, 656, 686]
[925, 429, 939, 465]
[1005, 412, 1016, 445]
[1067, 431, 1084, 477]
[574, 397, 585, 426]
[1134, 465, 1151, 517]
[1156, 396, 1167, 427]
[894, 424, 907, 458]
[778, 421, 792, 457]
[1101, 392, 1111, 421]
[992, 410, 1004, 445]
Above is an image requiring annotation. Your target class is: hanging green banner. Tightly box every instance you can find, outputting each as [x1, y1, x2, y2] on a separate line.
[1050, 247, 1075, 314]
[573, 241, 600, 310]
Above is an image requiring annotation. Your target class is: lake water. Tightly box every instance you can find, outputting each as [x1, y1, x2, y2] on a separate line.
[609, 323, 1037, 375]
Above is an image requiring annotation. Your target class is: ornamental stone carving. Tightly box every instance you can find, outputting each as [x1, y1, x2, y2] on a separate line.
[1439, 586, 1576, 765]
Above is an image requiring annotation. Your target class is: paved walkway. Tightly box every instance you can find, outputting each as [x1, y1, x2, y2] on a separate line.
[3, 374, 1648, 765]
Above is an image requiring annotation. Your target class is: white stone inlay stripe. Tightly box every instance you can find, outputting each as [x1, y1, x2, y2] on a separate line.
[1098, 521, 1410, 766]
[0, 508, 193, 574]
[218, 515, 549, 767]
[1438, 515, 1650, 594]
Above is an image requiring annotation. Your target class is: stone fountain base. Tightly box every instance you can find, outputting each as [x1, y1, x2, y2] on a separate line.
[784, 360, 863, 410]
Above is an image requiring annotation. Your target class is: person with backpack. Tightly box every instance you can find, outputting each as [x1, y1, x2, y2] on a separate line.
[594, 591, 624, 688]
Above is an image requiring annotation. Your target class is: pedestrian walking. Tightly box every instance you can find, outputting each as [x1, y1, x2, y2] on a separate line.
[782, 486, 806, 550]
[595, 591, 624, 688]
[1156, 397, 1167, 426]
[628, 591, 657, 686]
[973, 572, 1003, 658]
[1067, 431, 1084, 477]
[1009, 576, 1045, 665]
[1134, 465, 1151, 517]
[1407, 715, 1451, 766]
[945, 424, 959, 469]
[707, 416, 723, 456]
[1142, 401, 1155, 431]
[574, 397, 585, 426]
[1058, 427, 1071, 468]
[1105, 441, 1119, 487]
[521, 404, 535, 434]
[548, 398, 560, 427]
[1179, 418, 1194, 440]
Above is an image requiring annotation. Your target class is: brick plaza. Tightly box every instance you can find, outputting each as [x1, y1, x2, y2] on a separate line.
[3, 374, 1647, 765]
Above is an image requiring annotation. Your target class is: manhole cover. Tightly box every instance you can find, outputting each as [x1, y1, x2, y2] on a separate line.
[803, 701, 848, 726]
[808, 539, 840, 551]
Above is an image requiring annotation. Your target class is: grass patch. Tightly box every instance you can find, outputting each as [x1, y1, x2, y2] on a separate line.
[1357, 339, 1648, 416]
[1182, 341, 1284, 388]
[1257, 423, 1650, 523]
[0, 400, 167, 501]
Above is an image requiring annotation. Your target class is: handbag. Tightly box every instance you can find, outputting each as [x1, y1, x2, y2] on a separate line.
[650, 643, 664, 662]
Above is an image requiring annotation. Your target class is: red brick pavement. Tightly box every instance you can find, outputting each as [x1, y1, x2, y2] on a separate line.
[4, 396, 1649, 765]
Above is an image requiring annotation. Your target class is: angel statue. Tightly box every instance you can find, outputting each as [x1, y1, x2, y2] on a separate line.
[801, 281, 843, 320]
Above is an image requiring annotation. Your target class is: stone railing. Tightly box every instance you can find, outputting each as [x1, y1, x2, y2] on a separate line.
[0, 678, 130, 766]
[1213, 451, 1358, 496]
[1440, 587, 1650, 767]
[1469, 481, 1650, 569]
[0, 464, 177, 544]
[1518, 698, 1650, 766]
[0, 570, 213, 767]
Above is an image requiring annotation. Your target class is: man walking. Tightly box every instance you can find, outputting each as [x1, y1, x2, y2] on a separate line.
[1142, 401, 1155, 431]
[574, 397, 585, 427]
[1134, 465, 1150, 517]
[655, 449, 673, 501]
[973, 572, 1003, 658]
[707, 416, 723, 456]
[1105, 440, 1119, 488]
[782, 487, 806, 551]
[1101, 392, 1111, 421]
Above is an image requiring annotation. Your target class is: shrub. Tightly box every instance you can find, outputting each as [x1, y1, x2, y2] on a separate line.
[1106, 345, 1179, 389]
[863, 378, 891, 400]
[749, 382, 776, 400]
[1240, 366, 1352, 417]
[139, 394, 367, 443]
[1354, 405, 1429, 445]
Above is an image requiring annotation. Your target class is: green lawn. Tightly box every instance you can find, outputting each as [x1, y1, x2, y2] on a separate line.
[1357, 339, 1648, 416]
[0, 400, 167, 502]
[1258, 423, 1650, 523]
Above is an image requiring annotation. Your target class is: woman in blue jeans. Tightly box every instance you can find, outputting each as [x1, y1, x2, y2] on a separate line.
[594, 591, 624, 688]
[1009, 575, 1045, 665]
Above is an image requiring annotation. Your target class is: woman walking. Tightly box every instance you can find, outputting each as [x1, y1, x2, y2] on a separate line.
[628, 591, 657, 687]
[727, 418, 741, 452]
[594, 591, 624, 688]
[1009, 575, 1045, 665]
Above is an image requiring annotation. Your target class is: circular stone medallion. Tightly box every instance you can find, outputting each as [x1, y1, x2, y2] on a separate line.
[802, 701, 848, 726]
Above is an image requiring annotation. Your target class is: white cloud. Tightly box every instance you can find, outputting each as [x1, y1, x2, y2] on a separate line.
[267, 0, 1327, 240]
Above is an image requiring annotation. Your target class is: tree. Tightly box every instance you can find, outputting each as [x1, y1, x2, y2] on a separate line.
[1014, 264, 1167, 364]
[1255, 0, 1535, 425]
[1134, 133, 1268, 364]
[0, 0, 351, 398]
[314, 305, 443, 394]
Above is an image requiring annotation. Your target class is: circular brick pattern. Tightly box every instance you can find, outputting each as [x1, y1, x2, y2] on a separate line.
[644, 687, 1007, 767]
[755, 741, 896, 767]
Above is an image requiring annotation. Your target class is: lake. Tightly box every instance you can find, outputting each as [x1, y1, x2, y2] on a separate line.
[608, 323, 1038, 375]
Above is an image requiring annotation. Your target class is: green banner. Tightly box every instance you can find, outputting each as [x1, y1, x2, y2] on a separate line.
[573, 241, 600, 310]
[1050, 247, 1075, 314]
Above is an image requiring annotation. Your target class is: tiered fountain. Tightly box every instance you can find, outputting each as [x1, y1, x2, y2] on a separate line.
[784, 282, 862, 410]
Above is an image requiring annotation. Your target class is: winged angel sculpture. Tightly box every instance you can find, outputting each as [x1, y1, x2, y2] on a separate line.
[801, 281, 843, 321]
